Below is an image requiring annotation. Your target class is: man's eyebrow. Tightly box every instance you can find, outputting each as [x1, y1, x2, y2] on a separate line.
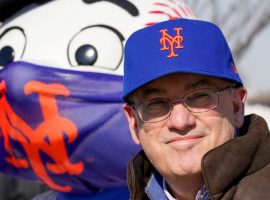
[140, 88, 167, 100]
[185, 79, 213, 90]
[82, 0, 139, 16]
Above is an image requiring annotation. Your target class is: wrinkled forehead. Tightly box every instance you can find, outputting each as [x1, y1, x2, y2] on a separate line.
[132, 73, 231, 100]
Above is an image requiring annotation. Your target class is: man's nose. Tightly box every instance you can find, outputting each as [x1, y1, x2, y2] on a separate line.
[166, 103, 196, 131]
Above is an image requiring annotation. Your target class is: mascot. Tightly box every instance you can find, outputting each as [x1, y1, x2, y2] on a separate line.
[0, 0, 195, 199]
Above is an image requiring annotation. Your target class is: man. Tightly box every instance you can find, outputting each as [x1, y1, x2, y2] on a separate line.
[122, 18, 270, 200]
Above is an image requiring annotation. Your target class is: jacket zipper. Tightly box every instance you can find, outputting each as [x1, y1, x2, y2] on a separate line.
[146, 191, 154, 200]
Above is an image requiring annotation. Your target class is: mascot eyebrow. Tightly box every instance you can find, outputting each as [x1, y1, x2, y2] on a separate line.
[82, 0, 139, 16]
[0, 0, 138, 22]
[0, 0, 47, 21]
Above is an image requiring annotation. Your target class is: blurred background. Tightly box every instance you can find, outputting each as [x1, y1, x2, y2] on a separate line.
[186, 0, 270, 122]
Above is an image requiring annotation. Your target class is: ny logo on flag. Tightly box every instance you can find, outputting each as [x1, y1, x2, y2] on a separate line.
[160, 27, 184, 58]
[0, 80, 84, 192]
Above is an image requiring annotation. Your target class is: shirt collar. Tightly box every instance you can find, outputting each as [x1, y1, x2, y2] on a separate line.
[163, 178, 209, 200]
[163, 178, 176, 200]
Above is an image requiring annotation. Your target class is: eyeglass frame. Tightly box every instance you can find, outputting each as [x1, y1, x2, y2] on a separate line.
[130, 84, 236, 123]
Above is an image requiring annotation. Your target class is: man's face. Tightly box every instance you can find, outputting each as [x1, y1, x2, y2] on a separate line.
[124, 73, 246, 180]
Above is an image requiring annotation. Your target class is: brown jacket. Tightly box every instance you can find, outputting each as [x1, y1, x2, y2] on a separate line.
[127, 114, 270, 200]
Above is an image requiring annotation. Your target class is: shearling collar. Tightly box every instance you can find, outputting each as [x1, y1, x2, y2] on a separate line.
[202, 114, 270, 199]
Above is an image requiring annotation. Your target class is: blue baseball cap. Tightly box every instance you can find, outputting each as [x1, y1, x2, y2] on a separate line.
[122, 18, 243, 101]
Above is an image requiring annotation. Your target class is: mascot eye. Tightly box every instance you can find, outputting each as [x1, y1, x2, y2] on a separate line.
[68, 25, 124, 71]
[0, 46, 14, 66]
[0, 27, 26, 67]
[75, 44, 98, 65]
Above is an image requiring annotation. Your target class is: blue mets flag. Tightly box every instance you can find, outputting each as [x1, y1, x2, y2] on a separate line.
[0, 61, 140, 194]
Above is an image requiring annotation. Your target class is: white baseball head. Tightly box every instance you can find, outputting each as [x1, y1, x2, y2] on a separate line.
[0, 0, 195, 75]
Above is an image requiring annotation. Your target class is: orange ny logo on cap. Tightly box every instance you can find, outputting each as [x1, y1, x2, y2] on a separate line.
[160, 27, 184, 58]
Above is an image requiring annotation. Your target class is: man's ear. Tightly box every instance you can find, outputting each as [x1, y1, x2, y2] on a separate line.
[233, 87, 247, 128]
[123, 104, 141, 144]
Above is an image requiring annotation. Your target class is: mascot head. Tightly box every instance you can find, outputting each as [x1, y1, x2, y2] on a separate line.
[0, 0, 195, 195]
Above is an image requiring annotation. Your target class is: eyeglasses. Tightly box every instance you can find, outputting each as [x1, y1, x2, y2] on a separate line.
[132, 86, 234, 123]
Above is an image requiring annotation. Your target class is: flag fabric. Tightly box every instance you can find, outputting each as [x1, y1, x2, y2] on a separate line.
[0, 61, 140, 194]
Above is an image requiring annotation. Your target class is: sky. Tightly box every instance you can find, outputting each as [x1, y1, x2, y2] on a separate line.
[217, 0, 270, 97]
[195, 0, 270, 124]
[238, 23, 270, 96]
[194, 0, 270, 97]
[240, 24, 270, 125]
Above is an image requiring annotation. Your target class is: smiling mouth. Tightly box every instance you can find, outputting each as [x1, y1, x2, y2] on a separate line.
[165, 135, 204, 144]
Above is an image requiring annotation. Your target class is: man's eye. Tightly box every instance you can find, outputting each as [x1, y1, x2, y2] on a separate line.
[143, 99, 169, 113]
[190, 92, 210, 99]
[186, 92, 213, 107]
